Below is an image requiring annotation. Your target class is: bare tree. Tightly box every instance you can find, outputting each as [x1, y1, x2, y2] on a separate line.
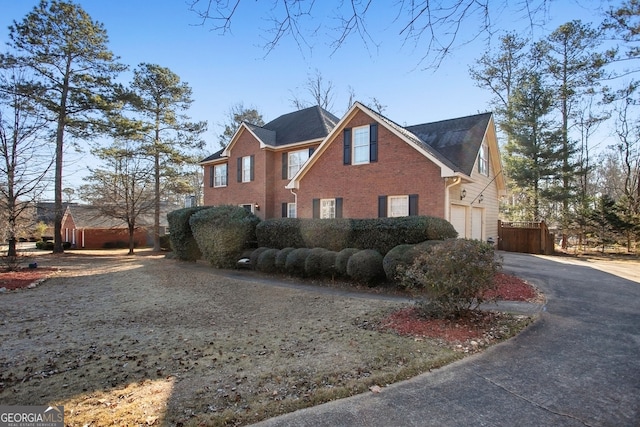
[290, 70, 335, 111]
[0, 66, 52, 259]
[188, 0, 577, 68]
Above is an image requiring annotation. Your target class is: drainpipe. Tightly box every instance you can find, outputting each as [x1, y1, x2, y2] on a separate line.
[290, 188, 298, 217]
[445, 176, 462, 222]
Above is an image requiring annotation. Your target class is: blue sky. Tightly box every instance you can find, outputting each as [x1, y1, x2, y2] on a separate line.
[0, 0, 615, 191]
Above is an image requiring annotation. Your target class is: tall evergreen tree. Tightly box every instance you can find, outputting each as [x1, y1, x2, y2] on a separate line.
[1, 0, 126, 253]
[501, 72, 563, 221]
[129, 63, 207, 251]
[538, 20, 611, 247]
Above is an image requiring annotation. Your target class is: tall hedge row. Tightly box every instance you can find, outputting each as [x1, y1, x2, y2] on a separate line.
[189, 205, 260, 268]
[166, 206, 211, 261]
[256, 216, 457, 254]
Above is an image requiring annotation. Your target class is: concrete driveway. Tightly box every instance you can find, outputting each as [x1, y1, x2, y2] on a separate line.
[254, 251, 640, 426]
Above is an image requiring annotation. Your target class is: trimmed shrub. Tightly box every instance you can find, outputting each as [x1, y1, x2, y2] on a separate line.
[346, 249, 385, 285]
[284, 248, 311, 277]
[256, 248, 279, 273]
[189, 205, 261, 268]
[255, 218, 305, 249]
[335, 248, 360, 277]
[320, 250, 338, 277]
[250, 247, 270, 269]
[275, 247, 296, 272]
[401, 239, 501, 318]
[383, 240, 443, 282]
[304, 247, 330, 277]
[255, 216, 457, 254]
[36, 241, 70, 250]
[159, 235, 172, 251]
[166, 206, 210, 261]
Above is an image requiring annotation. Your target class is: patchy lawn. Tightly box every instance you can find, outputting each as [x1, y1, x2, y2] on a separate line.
[0, 250, 539, 426]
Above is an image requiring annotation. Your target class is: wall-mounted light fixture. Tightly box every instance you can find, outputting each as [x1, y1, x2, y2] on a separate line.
[255, 203, 260, 211]
[479, 194, 484, 203]
[460, 188, 467, 200]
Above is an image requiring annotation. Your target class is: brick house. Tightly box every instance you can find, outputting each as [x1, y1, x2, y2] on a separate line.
[201, 102, 506, 241]
[201, 105, 339, 218]
[60, 204, 174, 249]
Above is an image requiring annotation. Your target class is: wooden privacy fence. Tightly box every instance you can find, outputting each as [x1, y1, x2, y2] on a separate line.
[497, 220, 555, 255]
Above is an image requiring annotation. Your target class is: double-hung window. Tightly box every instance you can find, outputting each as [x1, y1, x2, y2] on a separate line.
[352, 126, 370, 164]
[242, 156, 251, 182]
[478, 144, 489, 176]
[288, 149, 309, 178]
[388, 195, 409, 217]
[214, 164, 227, 187]
[320, 199, 336, 219]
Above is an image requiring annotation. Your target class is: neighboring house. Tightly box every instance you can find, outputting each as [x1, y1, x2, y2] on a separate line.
[201, 105, 339, 219]
[59, 204, 176, 249]
[202, 102, 506, 241]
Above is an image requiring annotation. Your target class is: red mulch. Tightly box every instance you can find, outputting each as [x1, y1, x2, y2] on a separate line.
[0, 267, 58, 290]
[378, 272, 541, 346]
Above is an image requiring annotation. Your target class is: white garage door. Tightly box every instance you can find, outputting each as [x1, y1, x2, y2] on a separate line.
[471, 208, 483, 241]
[450, 205, 466, 238]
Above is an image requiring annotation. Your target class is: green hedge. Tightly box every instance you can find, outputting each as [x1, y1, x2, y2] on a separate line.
[255, 216, 457, 254]
[166, 206, 210, 261]
[189, 205, 260, 268]
[346, 249, 385, 284]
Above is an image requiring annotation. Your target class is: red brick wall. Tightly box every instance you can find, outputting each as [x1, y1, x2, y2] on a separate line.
[69, 228, 149, 249]
[202, 128, 320, 219]
[202, 129, 266, 217]
[297, 110, 446, 219]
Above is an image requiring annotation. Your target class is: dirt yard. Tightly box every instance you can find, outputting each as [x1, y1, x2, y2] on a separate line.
[0, 250, 535, 426]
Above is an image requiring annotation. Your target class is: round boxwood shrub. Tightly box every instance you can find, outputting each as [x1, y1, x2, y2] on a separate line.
[320, 250, 338, 277]
[250, 247, 270, 269]
[304, 248, 330, 277]
[383, 240, 443, 283]
[346, 249, 385, 285]
[256, 248, 279, 273]
[284, 247, 311, 277]
[335, 248, 360, 277]
[275, 247, 296, 271]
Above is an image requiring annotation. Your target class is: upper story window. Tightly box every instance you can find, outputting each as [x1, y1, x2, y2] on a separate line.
[343, 123, 378, 165]
[214, 164, 227, 187]
[237, 155, 254, 183]
[478, 144, 489, 176]
[353, 126, 370, 164]
[288, 149, 310, 178]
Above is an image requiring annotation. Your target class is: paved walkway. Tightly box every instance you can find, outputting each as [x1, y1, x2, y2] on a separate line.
[253, 252, 640, 426]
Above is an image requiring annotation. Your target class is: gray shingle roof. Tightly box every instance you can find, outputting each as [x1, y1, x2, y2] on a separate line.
[405, 112, 492, 175]
[262, 105, 339, 146]
[200, 106, 339, 163]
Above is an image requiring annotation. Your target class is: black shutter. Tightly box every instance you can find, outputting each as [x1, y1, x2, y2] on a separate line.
[282, 153, 288, 179]
[312, 199, 320, 218]
[343, 128, 352, 165]
[225, 163, 228, 185]
[209, 166, 214, 187]
[308, 147, 315, 156]
[335, 198, 343, 218]
[282, 202, 288, 218]
[249, 154, 255, 181]
[237, 157, 242, 182]
[370, 123, 378, 162]
[378, 195, 387, 218]
[409, 194, 419, 216]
